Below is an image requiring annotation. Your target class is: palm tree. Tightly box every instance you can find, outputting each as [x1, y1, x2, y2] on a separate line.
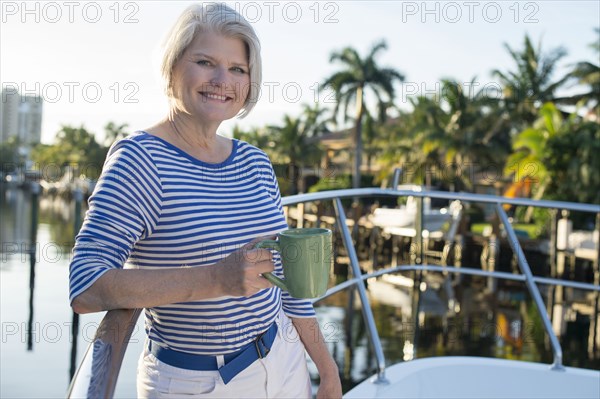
[544, 114, 600, 205]
[504, 103, 564, 220]
[268, 104, 328, 194]
[362, 111, 378, 174]
[566, 61, 600, 113]
[379, 79, 510, 191]
[556, 29, 600, 116]
[492, 34, 569, 128]
[505, 101, 600, 218]
[425, 78, 511, 191]
[300, 102, 330, 138]
[404, 95, 445, 187]
[323, 40, 404, 188]
[232, 125, 272, 149]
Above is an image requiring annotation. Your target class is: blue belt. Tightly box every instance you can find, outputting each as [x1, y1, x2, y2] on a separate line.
[148, 322, 277, 384]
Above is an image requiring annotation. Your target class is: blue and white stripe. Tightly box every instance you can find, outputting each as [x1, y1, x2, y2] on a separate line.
[69, 131, 315, 355]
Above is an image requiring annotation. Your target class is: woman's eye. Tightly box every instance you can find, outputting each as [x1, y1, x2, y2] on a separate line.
[197, 60, 211, 66]
[232, 67, 247, 74]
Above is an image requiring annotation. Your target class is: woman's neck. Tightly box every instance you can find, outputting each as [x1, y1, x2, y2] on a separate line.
[169, 111, 220, 150]
[148, 112, 233, 164]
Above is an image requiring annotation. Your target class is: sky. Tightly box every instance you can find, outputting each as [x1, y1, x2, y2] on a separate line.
[1, 0, 599, 144]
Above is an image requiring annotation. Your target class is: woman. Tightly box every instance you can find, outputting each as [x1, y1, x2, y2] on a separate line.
[69, 3, 342, 398]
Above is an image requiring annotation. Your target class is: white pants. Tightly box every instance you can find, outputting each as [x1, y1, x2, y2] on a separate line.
[137, 312, 312, 398]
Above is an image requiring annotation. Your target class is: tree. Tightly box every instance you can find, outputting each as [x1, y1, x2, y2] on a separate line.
[493, 34, 569, 128]
[379, 79, 510, 191]
[377, 94, 449, 187]
[103, 122, 130, 147]
[504, 103, 565, 221]
[300, 102, 330, 139]
[30, 143, 65, 181]
[556, 29, 600, 116]
[268, 104, 328, 195]
[323, 40, 404, 188]
[423, 78, 510, 191]
[504, 101, 599, 223]
[31, 125, 107, 180]
[232, 125, 272, 150]
[544, 112, 600, 205]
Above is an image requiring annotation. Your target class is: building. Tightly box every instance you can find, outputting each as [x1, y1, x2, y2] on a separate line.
[17, 94, 43, 144]
[1, 88, 43, 145]
[0, 88, 19, 144]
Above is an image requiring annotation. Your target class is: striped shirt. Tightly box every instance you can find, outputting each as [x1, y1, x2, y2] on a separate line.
[69, 131, 315, 354]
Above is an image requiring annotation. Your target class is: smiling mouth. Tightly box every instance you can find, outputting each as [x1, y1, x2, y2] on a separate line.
[200, 92, 232, 102]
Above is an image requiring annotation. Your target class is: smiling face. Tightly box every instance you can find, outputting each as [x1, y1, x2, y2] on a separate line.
[171, 31, 251, 123]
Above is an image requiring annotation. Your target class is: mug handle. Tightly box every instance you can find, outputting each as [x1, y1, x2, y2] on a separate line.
[255, 240, 289, 292]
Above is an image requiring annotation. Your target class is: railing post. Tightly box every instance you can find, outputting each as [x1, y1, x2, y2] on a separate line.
[343, 285, 356, 381]
[548, 209, 558, 326]
[70, 188, 84, 379]
[410, 270, 423, 359]
[391, 168, 402, 189]
[297, 203, 305, 228]
[553, 210, 571, 337]
[67, 309, 142, 398]
[589, 213, 600, 359]
[333, 198, 388, 384]
[487, 233, 499, 293]
[411, 197, 423, 265]
[27, 182, 40, 351]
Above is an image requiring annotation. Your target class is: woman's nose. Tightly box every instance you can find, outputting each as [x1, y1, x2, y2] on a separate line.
[209, 66, 228, 85]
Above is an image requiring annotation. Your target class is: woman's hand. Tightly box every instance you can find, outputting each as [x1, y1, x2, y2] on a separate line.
[316, 370, 343, 399]
[215, 236, 276, 297]
[291, 317, 343, 399]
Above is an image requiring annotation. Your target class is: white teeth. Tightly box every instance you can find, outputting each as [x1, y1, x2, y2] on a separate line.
[204, 93, 228, 101]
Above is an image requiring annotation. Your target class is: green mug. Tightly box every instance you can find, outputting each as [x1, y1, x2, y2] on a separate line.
[256, 228, 333, 298]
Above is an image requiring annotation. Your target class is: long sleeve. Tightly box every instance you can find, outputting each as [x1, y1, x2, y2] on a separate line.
[68, 138, 163, 302]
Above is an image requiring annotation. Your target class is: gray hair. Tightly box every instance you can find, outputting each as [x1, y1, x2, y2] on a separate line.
[160, 3, 262, 118]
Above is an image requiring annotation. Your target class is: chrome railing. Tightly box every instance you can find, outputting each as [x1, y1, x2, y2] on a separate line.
[283, 188, 599, 381]
[496, 203, 564, 369]
[67, 188, 600, 397]
[332, 197, 389, 384]
[66, 309, 141, 398]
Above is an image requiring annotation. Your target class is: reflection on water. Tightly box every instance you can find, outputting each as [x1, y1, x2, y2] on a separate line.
[314, 271, 600, 392]
[0, 187, 145, 398]
[1, 186, 598, 398]
[1, 188, 79, 254]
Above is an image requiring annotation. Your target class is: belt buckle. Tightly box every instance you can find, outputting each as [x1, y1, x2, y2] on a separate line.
[254, 330, 270, 359]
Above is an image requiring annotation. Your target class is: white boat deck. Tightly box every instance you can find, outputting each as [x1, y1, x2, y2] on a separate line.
[344, 356, 600, 399]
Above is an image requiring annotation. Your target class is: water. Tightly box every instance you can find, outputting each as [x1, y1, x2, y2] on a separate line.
[1, 186, 598, 398]
[1, 188, 144, 398]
